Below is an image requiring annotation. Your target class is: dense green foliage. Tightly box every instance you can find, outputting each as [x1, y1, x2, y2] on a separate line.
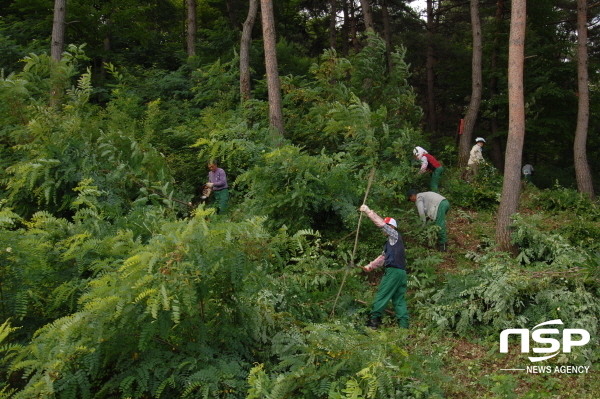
[1, 1, 599, 398]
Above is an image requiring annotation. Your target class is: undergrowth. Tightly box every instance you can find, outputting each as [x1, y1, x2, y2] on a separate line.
[0, 34, 598, 399]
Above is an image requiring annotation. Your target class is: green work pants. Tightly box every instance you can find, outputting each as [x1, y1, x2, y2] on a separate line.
[212, 188, 229, 214]
[436, 199, 450, 244]
[370, 267, 409, 328]
[431, 166, 444, 193]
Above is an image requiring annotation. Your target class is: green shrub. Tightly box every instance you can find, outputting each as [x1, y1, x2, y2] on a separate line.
[406, 247, 443, 289]
[558, 219, 600, 252]
[444, 163, 502, 210]
[247, 323, 443, 399]
[417, 247, 599, 364]
[511, 214, 588, 266]
[8, 212, 277, 398]
[530, 183, 600, 219]
[236, 146, 360, 232]
[283, 35, 422, 157]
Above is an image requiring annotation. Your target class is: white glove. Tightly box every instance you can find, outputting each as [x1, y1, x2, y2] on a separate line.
[205, 182, 214, 188]
[359, 204, 370, 213]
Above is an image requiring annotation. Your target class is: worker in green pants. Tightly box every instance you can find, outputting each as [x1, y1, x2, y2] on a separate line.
[206, 160, 229, 214]
[407, 189, 450, 252]
[413, 146, 445, 193]
[359, 204, 409, 330]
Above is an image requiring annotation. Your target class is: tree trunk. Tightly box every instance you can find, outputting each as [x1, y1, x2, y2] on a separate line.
[186, 0, 197, 57]
[489, 0, 505, 172]
[329, 0, 337, 49]
[341, 0, 349, 56]
[425, 0, 437, 134]
[496, 0, 526, 254]
[574, 0, 595, 199]
[491, 134, 504, 173]
[260, 0, 284, 136]
[101, 34, 110, 80]
[458, 0, 483, 168]
[382, 0, 393, 71]
[226, 0, 239, 30]
[240, 0, 258, 101]
[360, 0, 374, 32]
[51, 0, 67, 62]
[50, 0, 67, 106]
[350, 1, 360, 53]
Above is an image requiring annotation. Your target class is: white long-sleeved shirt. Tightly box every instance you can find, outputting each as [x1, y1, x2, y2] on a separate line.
[415, 191, 446, 221]
[468, 144, 484, 165]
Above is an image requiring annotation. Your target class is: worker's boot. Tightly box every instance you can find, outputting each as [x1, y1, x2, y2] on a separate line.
[438, 243, 447, 252]
[366, 317, 381, 330]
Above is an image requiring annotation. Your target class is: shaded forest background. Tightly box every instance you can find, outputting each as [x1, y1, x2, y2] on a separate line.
[0, 0, 599, 398]
[2, 0, 599, 188]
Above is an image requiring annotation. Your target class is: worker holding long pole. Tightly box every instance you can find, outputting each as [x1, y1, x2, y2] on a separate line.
[359, 204, 409, 330]
[330, 168, 375, 318]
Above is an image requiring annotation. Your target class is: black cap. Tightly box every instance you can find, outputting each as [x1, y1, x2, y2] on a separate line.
[406, 189, 417, 201]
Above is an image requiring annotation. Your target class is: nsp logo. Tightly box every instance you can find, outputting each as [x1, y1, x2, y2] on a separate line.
[500, 319, 590, 362]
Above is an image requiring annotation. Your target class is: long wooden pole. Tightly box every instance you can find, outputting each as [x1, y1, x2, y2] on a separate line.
[330, 168, 376, 318]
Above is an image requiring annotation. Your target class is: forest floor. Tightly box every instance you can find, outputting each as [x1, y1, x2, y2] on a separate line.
[415, 200, 600, 398]
[432, 335, 599, 398]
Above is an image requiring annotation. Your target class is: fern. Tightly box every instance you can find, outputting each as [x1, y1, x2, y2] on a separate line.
[418, 247, 600, 364]
[247, 323, 417, 399]
[8, 213, 293, 398]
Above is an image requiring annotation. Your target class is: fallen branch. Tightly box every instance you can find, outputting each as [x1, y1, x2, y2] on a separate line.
[527, 267, 587, 279]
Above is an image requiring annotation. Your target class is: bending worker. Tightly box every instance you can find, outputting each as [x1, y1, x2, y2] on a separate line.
[407, 189, 450, 252]
[358, 204, 409, 330]
[522, 162, 534, 184]
[413, 146, 444, 193]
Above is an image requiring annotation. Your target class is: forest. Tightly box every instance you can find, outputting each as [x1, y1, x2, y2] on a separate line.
[0, 0, 599, 398]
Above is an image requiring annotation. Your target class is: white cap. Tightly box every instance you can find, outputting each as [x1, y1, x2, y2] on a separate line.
[475, 137, 486, 143]
[413, 146, 427, 156]
[383, 217, 397, 228]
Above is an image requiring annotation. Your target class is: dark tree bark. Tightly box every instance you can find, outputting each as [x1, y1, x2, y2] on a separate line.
[51, 0, 67, 62]
[101, 34, 110, 80]
[341, 0, 350, 56]
[350, 1, 360, 52]
[458, 0, 483, 167]
[240, 0, 258, 101]
[574, 0, 595, 199]
[226, 0, 239, 30]
[382, 0, 393, 71]
[329, 0, 337, 49]
[186, 0, 197, 57]
[50, 0, 67, 105]
[360, 0, 374, 32]
[425, 0, 437, 134]
[496, 0, 526, 253]
[260, 0, 284, 136]
[489, 0, 505, 172]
